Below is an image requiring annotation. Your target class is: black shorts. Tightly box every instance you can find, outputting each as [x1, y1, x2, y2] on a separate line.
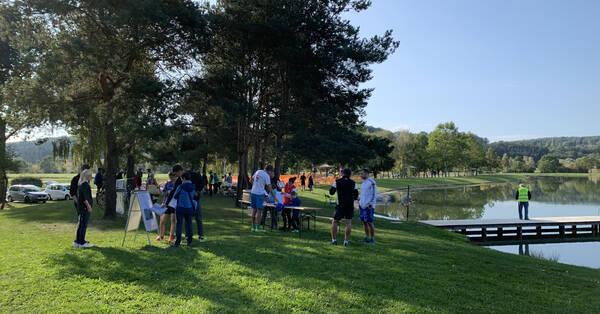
[334, 206, 354, 221]
[165, 206, 175, 215]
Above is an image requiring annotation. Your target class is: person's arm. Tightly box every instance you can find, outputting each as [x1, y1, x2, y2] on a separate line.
[84, 184, 93, 212]
[515, 191, 519, 200]
[352, 183, 359, 200]
[369, 183, 377, 208]
[329, 181, 337, 195]
[528, 191, 531, 200]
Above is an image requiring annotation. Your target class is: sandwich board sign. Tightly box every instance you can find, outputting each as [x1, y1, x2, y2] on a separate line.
[122, 191, 158, 246]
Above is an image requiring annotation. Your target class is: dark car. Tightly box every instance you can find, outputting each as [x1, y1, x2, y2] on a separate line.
[7, 185, 49, 203]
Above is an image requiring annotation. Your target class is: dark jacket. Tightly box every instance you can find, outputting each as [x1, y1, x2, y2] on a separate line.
[173, 180, 196, 214]
[330, 176, 358, 210]
[77, 181, 93, 213]
[70, 175, 80, 198]
[165, 177, 183, 205]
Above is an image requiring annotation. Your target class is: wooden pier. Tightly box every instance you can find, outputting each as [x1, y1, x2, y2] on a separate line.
[421, 216, 600, 242]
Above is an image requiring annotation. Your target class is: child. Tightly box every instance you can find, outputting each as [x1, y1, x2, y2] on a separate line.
[289, 191, 302, 233]
[172, 172, 196, 247]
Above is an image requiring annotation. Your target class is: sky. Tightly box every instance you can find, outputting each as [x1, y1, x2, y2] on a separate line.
[346, 0, 600, 142]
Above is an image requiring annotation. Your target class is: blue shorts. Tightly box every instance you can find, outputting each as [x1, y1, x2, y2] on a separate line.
[359, 207, 374, 223]
[251, 193, 265, 210]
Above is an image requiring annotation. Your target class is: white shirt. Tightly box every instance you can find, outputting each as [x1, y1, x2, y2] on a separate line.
[359, 177, 377, 209]
[251, 170, 271, 195]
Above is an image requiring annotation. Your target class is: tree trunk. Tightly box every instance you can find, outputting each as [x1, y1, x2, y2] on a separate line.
[252, 139, 260, 174]
[126, 154, 135, 192]
[236, 149, 250, 203]
[103, 122, 118, 218]
[0, 120, 7, 210]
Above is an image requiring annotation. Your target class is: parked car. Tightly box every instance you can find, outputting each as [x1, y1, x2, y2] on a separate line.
[43, 180, 58, 186]
[6, 185, 50, 203]
[45, 183, 71, 201]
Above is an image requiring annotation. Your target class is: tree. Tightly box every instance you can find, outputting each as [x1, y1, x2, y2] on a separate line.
[501, 153, 510, 172]
[427, 122, 467, 175]
[0, 4, 47, 209]
[37, 156, 59, 173]
[24, 0, 208, 217]
[485, 147, 501, 171]
[464, 133, 486, 174]
[538, 155, 560, 173]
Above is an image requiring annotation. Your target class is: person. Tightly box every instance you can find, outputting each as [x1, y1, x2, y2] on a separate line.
[289, 191, 301, 233]
[70, 165, 90, 213]
[74, 169, 94, 248]
[156, 171, 178, 242]
[226, 173, 233, 184]
[189, 171, 206, 242]
[329, 168, 358, 247]
[172, 172, 196, 247]
[358, 169, 377, 244]
[308, 175, 314, 192]
[116, 169, 124, 180]
[250, 165, 279, 232]
[93, 168, 105, 193]
[146, 169, 154, 185]
[281, 178, 297, 231]
[262, 180, 283, 230]
[213, 172, 221, 194]
[208, 171, 215, 196]
[300, 173, 306, 191]
[135, 169, 143, 190]
[515, 183, 532, 220]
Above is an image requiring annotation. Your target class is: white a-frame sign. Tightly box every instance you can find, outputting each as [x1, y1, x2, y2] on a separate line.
[122, 191, 159, 246]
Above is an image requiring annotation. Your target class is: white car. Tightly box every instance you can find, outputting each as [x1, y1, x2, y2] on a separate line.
[45, 183, 72, 201]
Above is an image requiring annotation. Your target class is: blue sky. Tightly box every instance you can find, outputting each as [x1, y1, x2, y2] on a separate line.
[347, 0, 600, 142]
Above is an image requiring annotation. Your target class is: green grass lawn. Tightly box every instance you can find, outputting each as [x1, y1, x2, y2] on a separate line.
[1, 192, 599, 312]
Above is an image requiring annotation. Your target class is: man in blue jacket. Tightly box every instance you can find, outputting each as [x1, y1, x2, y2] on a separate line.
[172, 172, 196, 247]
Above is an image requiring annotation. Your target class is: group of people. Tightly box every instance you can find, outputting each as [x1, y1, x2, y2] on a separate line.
[69, 160, 381, 249]
[248, 165, 378, 246]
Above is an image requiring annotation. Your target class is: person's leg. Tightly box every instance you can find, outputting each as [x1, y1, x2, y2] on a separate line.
[331, 219, 339, 242]
[344, 219, 352, 242]
[256, 209, 264, 228]
[369, 222, 375, 239]
[270, 207, 278, 229]
[362, 222, 369, 239]
[524, 202, 529, 220]
[75, 211, 85, 244]
[175, 213, 183, 246]
[292, 210, 300, 230]
[195, 199, 204, 238]
[185, 214, 193, 245]
[281, 208, 288, 229]
[78, 211, 90, 244]
[518, 202, 524, 220]
[158, 214, 166, 239]
[169, 214, 177, 239]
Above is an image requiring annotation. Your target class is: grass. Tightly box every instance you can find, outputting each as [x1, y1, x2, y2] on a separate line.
[1, 190, 599, 312]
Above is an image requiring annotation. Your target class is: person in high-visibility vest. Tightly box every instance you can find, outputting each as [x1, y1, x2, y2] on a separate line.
[515, 183, 532, 220]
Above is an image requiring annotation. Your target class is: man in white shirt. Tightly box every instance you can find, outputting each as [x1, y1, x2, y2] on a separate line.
[250, 165, 278, 232]
[358, 169, 377, 244]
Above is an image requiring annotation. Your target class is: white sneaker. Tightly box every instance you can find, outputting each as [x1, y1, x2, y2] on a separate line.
[73, 241, 81, 248]
[80, 243, 93, 248]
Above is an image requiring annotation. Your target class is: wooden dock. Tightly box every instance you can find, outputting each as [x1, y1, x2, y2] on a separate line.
[421, 216, 600, 242]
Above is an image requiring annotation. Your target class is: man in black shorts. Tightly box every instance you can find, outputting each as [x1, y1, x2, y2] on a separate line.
[300, 173, 306, 191]
[329, 168, 358, 247]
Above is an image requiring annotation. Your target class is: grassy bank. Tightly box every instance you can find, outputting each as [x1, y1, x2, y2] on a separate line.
[1, 193, 599, 312]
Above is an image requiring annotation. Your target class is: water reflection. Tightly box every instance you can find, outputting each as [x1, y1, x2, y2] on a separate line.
[378, 176, 600, 220]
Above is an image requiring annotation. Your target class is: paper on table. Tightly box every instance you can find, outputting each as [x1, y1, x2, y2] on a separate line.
[150, 203, 167, 216]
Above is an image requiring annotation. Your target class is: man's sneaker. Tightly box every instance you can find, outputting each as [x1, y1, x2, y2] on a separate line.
[343, 241, 349, 247]
[369, 239, 376, 245]
[199, 236, 206, 243]
[360, 238, 369, 243]
[80, 243, 93, 248]
[255, 226, 266, 233]
[73, 241, 81, 248]
[331, 240, 337, 245]
[154, 236, 163, 242]
[168, 236, 174, 243]
[291, 229, 299, 233]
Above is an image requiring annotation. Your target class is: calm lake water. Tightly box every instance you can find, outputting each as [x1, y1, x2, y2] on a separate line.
[377, 176, 600, 268]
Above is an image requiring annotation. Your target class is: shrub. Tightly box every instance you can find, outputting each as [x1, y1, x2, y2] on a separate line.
[11, 177, 43, 187]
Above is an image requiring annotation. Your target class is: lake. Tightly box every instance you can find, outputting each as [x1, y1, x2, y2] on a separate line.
[377, 176, 600, 268]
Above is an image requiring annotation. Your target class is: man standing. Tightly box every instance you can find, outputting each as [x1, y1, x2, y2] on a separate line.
[300, 173, 306, 191]
[70, 165, 90, 213]
[358, 169, 377, 245]
[330, 168, 358, 247]
[250, 165, 279, 232]
[208, 171, 215, 196]
[94, 167, 105, 193]
[516, 183, 532, 220]
[190, 171, 206, 242]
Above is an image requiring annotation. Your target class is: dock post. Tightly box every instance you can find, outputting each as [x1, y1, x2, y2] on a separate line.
[559, 225, 565, 238]
[517, 226, 522, 240]
[536, 226, 542, 236]
[571, 225, 577, 235]
[481, 227, 487, 241]
[497, 227, 503, 238]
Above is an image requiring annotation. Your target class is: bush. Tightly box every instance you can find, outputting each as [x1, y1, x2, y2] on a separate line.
[11, 177, 43, 187]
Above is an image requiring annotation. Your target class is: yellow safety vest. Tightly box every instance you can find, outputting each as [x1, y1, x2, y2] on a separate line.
[518, 187, 529, 202]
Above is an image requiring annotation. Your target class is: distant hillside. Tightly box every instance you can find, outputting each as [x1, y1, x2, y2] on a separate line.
[489, 136, 600, 160]
[6, 138, 65, 164]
